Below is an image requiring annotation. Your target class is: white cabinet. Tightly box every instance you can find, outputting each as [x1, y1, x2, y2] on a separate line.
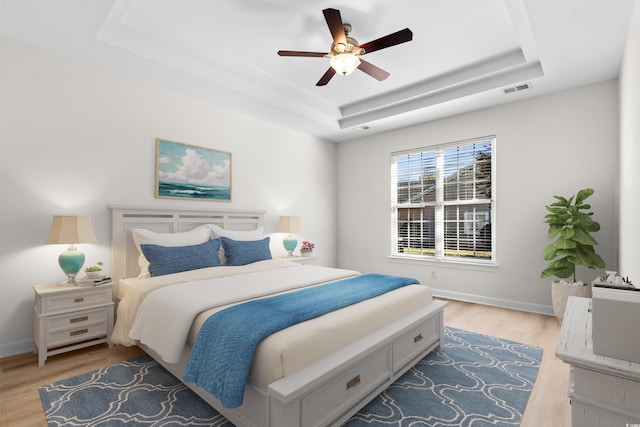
[556, 297, 640, 426]
[33, 282, 114, 367]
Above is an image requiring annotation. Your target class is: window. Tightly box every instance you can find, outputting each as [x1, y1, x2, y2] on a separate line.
[391, 136, 495, 263]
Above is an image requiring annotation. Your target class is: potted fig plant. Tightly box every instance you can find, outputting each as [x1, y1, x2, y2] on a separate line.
[541, 188, 605, 323]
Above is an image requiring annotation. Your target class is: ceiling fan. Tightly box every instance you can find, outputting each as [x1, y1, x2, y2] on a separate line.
[277, 8, 413, 86]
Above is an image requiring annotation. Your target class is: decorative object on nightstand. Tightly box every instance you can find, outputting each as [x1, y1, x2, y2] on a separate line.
[300, 240, 314, 257]
[33, 281, 114, 367]
[44, 215, 97, 284]
[84, 261, 104, 279]
[277, 215, 302, 256]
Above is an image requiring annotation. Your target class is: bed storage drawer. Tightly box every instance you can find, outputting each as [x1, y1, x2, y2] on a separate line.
[301, 347, 391, 427]
[392, 315, 439, 371]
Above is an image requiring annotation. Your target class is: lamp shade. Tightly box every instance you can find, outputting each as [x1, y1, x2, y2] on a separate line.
[44, 216, 97, 245]
[276, 216, 302, 234]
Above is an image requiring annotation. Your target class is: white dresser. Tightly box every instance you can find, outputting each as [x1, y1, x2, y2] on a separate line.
[33, 282, 114, 367]
[556, 296, 640, 425]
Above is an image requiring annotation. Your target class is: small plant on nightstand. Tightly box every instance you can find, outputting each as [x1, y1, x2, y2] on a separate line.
[300, 241, 314, 257]
[84, 261, 103, 278]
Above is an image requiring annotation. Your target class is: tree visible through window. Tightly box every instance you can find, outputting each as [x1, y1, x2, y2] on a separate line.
[391, 136, 495, 262]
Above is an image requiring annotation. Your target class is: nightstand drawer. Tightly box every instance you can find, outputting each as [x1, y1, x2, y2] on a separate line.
[47, 309, 109, 347]
[47, 307, 108, 330]
[40, 287, 111, 314]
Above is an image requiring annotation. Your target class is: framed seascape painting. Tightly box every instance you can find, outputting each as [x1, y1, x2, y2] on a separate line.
[155, 138, 232, 202]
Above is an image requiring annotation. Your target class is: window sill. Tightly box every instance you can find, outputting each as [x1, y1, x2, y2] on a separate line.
[387, 255, 499, 272]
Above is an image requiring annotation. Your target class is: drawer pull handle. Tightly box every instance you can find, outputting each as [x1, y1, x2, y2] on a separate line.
[74, 297, 85, 303]
[70, 316, 88, 323]
[414, 333, 423, 343]
[70, 329, 88, 336]
[346, 375, 361, 390]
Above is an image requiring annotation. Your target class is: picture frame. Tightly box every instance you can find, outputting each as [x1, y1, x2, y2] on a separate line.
[155, 138, 231, 202]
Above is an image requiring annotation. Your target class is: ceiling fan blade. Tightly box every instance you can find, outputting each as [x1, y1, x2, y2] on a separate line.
[316, 67, 337, 86]
[359, 28, 413, 54]
[323, 8, 346, 45]
[358, 59, 390, 81]
[278, 50, 327, 57]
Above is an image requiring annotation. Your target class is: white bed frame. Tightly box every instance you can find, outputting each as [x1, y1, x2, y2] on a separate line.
[109, 205, 447, 427]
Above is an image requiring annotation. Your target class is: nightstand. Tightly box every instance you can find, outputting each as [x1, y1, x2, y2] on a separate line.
[279, 255, 318, 265]
[33, 281, 114, 367]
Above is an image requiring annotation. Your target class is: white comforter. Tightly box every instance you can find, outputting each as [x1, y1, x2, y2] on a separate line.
[112, 260, 359, 363]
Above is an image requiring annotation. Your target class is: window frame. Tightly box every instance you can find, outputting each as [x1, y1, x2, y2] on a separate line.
[390, 135, 496, 266]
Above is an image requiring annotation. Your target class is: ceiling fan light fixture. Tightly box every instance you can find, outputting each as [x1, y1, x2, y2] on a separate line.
[330, 53, 361, 75]
[278, 8, 413, 85]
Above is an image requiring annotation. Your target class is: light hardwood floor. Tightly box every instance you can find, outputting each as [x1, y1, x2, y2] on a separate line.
[0, 299, 570, 426]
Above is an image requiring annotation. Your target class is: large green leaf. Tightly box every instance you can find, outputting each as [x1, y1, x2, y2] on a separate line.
[547, 224, 564, 239]
[571, 228, 598, 246]
[540, 257, 574, 279]
[542, 243, 558, 261]
[573, 244, 606, 269]
[552, 234, 577, 249]
[575, 188, 594, 205]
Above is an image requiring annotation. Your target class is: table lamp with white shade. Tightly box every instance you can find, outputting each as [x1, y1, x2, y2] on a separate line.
[44, 215, 97, 284]
[277, 215, 302, 256]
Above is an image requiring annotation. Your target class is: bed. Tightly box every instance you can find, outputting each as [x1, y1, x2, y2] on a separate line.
[109, 205, 447, 427]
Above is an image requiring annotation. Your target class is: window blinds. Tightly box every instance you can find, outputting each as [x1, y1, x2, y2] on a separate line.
[391, 136, 495, 262]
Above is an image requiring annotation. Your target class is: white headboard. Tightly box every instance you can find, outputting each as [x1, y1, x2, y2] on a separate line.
[109, 205, 265, 284]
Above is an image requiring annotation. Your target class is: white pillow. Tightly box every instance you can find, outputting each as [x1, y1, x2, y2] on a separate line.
[131, 225, 211, 278]
[207, 224, 264, 264]
[207, 224, 264, 240]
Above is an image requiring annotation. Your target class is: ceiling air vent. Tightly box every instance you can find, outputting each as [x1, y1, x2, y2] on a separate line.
[503, 83, 531, 94]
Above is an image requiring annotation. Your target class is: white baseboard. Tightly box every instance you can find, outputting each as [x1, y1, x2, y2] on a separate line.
[0, 338, 33, 359]
[432, 288, 554, 317]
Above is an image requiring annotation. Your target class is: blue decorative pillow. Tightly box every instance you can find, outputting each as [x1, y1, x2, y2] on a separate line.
[220, 236, 272, 266]
[140, 238, 221, 277]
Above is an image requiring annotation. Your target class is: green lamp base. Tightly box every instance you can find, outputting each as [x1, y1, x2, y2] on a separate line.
[283, 234, 298, 257]
[58, 245, 85, 284]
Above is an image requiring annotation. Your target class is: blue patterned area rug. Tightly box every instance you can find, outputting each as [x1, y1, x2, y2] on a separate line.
[39, 327, 542, 427]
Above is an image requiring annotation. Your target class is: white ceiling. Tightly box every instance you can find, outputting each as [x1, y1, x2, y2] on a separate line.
[0, 0, 634, 142]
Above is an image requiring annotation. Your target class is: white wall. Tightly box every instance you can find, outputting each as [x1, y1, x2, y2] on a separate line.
[619, 2, 640, 280]
[337, 81, 619, 313]
[0, 38, 338, 357]
[0, 30, 630, 358]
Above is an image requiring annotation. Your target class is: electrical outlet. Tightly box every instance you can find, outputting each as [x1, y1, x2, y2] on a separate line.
[430, 271, 437, 279]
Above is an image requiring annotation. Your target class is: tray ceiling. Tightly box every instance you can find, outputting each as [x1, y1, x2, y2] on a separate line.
[0, 0, 634, 141]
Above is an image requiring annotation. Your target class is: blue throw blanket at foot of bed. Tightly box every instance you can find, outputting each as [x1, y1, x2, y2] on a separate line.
[183, 273, 418, 408]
